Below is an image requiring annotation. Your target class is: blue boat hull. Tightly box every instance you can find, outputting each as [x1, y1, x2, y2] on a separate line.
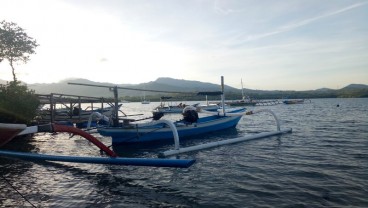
[98, 114, 243, 144]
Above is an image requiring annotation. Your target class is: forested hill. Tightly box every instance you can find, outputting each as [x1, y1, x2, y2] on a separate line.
[1, 78, 367, 100]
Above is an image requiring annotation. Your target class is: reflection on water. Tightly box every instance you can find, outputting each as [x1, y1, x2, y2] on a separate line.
[1, 98, 368, 207]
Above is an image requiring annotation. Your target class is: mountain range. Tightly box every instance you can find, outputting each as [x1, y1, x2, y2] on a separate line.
[1, 78, 367, 100]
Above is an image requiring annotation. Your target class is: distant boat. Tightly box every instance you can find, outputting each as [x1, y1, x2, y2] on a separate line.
[141, 85, 150, 104]
[283, 99, 305, 104]
[153, 96, 189, 113]
[141, 100, 150, 104]
[153, 98, 219, 113]
[226, 79, 257, 106]
[194, 92, 222, 111]
[120, 100, 130, 103]
[193, 103, 220, 112]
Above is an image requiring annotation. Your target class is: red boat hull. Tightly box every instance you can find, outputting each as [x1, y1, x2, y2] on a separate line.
[0, 124, 26, 147]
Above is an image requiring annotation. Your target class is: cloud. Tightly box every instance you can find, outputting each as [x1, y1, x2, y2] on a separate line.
[226, 2, 368, 45]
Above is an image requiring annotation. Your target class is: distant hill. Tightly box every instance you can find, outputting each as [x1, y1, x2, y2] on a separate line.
[337, 84, 368, 98]
[26, 77, 239, 99]
[28, 78, 134, 97]
[2, 78, 368, 99]
[154, 77, 230, 92]
[315, 87, 334, 92]
[341, 84, 368, 90]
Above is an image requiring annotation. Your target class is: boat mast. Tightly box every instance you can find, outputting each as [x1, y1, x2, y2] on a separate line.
[241, 78, 245, 100]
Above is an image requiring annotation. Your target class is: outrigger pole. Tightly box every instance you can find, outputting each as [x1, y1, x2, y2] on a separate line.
[160, 109, 292, 157]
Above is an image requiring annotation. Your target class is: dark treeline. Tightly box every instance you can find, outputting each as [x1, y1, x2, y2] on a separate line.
[121, 88, 368, 102]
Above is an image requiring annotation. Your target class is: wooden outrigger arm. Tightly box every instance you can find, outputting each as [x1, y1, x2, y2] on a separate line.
[18, 123, 117, 157]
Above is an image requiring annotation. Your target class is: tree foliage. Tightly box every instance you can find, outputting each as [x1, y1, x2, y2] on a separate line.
[0, 20, 39, 82]
[0, 81, 40, 124]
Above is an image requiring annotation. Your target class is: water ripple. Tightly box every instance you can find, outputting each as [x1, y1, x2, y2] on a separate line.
[1, 98, 368, 207]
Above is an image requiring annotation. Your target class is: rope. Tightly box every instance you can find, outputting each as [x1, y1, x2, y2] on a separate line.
[0, 174, 37, 208]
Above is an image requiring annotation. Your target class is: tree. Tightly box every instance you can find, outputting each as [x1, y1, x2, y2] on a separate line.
[0, 20, 39, 82]
[0, 81, 40, 124]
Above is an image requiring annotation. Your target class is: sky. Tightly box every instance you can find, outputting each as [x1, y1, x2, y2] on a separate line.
[0, 0, 367, 90]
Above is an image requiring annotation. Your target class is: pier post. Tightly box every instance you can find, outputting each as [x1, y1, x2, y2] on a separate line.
[50, 93, 54, 123]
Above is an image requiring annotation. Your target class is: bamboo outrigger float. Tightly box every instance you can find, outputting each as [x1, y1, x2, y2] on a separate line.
[160, 108, 292, 157]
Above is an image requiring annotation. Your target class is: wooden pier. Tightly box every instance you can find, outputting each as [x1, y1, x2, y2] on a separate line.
[36, 93, 115, 125]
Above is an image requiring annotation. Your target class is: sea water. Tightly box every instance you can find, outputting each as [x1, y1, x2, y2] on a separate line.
[0, 98, 367, 207]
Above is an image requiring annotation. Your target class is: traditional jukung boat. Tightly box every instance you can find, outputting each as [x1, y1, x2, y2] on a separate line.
[71, 77, 293, 157]
[98, 107, 245, 144]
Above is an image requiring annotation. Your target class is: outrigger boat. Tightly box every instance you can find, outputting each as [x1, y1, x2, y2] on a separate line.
[98, 107, 245, 144]
[71, 76, 293, 157]
[97, 83, 246, 144]
[1, 76, 294, 168]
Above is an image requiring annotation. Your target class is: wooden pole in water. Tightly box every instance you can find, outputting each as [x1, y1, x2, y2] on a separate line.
[50, 93, 54, 123]
[78, 96, 81, 121]
[113, 86, 119, 127]
[221, 76, 225, 115]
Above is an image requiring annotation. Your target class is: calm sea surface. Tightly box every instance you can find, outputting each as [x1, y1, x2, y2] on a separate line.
[1, 98, 367, 207]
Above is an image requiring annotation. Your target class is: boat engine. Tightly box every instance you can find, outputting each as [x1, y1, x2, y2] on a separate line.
[182, 106, 199, 123]
[152, 112, 164, 120]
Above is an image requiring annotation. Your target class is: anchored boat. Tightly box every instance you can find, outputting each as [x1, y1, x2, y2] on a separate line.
[98, 107, 245, 144]
[71, 76, 292, 157]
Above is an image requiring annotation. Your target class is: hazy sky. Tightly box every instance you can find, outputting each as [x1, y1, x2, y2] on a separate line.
[1, 0, 367, 90]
